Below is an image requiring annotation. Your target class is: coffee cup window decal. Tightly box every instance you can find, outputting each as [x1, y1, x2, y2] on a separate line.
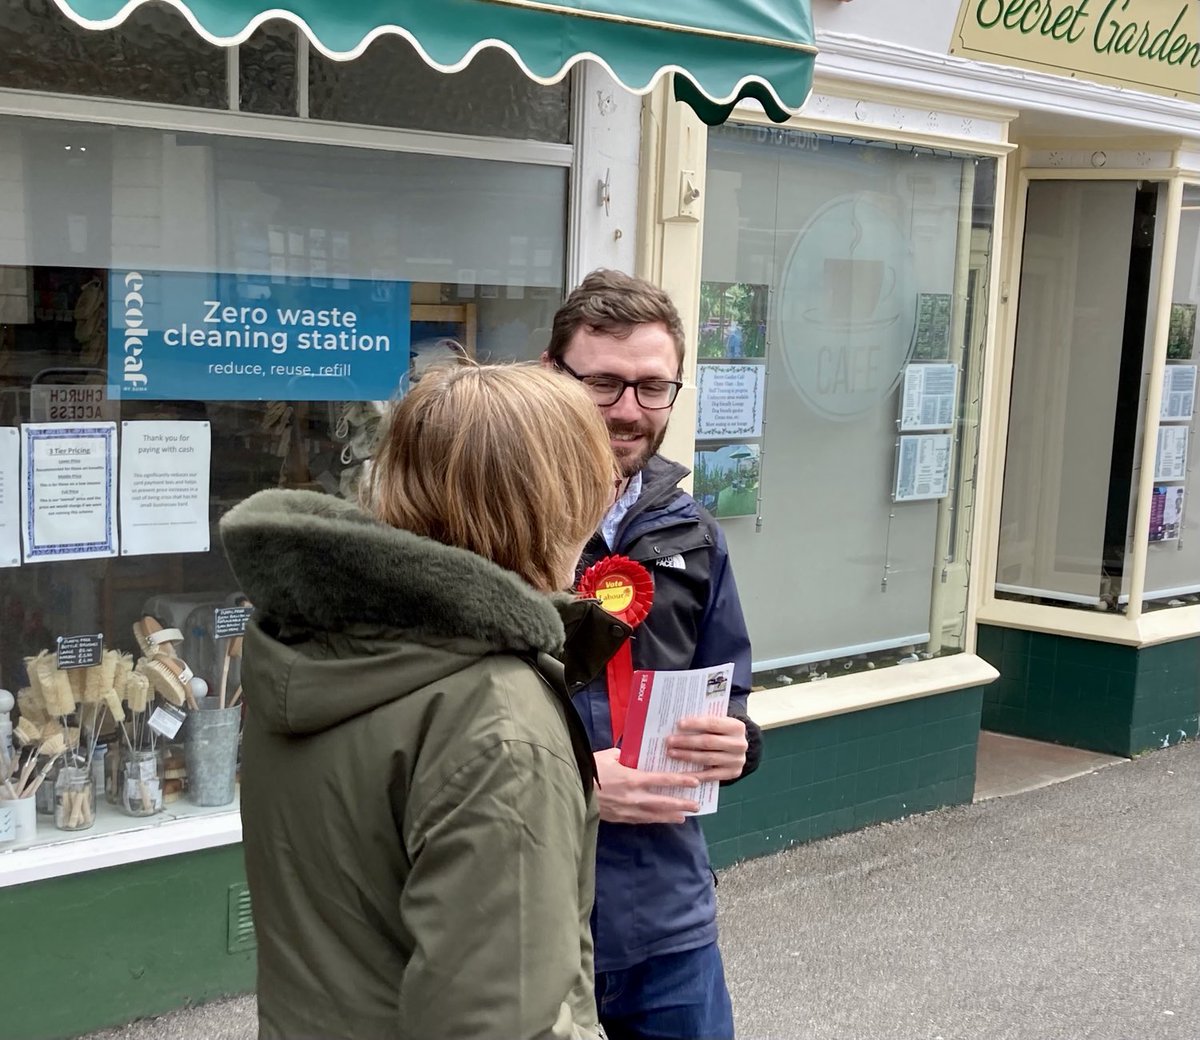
[776, 192, 918, 422]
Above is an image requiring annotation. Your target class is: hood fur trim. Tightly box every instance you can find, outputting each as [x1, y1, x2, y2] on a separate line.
[220, 490, 565, 656]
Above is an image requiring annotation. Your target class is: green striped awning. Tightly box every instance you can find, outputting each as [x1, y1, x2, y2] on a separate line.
[50, 0, 815, 125]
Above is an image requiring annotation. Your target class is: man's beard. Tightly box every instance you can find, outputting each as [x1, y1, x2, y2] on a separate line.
[608, 420, 668, 478]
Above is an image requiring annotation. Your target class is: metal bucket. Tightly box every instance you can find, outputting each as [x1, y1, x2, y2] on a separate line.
[184, 704, 240, 807]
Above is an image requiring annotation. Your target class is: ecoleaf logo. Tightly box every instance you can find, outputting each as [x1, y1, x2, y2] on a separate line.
[122, 271, 149, 391]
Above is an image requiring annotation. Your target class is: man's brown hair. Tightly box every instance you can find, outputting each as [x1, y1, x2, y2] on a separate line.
[547, 269, 686, 373]
[366, 362, 616, 593]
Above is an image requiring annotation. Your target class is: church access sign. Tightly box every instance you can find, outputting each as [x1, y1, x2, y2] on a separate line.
[952, 0, 1200, 103]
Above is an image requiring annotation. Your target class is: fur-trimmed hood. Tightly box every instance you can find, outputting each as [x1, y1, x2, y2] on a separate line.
[219, 490, 616, 736]
[221, 489, 566, 655]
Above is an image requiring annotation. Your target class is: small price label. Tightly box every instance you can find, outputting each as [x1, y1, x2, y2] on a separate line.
[147, 704, 186, 741]
[214, 606, 253, 639]
[55, 633, 104, 670]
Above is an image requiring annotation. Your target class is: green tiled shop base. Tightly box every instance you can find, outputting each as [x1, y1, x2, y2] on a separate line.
[8, 687, 988, 1037]
[0, 845, 254, 1040]
[978, 625, 1200, 756]
[703, 687, 985, 870]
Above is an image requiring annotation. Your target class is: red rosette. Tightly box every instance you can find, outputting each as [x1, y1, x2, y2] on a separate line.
[577, 555, 654, 627]
[577, 556, 654, 747]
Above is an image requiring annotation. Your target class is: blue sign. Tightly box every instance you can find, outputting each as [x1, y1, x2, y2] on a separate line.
[109, 270, 411, 401]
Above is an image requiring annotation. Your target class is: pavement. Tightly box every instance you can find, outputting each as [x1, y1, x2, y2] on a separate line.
[80, 741, 1199, 1040]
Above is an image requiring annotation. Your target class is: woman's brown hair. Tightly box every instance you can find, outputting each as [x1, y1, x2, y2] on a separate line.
[366, 362, 615, 592]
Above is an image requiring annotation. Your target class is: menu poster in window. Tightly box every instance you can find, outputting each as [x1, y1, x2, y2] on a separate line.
[693, 442, 760, 519]
[0, 428, 19, 567]
[913, 293, 953, 360]
[20, 423, 118, 563]
[1160, 365, 1197, 422]
[899, 364, 958, 431]
[894, 434, 952, 502]
[1149, 484, 1185, 542]
[696, 364, 765, 440]
[108, 270, 411, 402]
[1155, 425, 1189, 481]
[1168, 303, 1196, 360]
[119, 421, 212, 557]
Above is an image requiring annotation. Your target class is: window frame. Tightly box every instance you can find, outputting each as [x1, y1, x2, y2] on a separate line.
[977, 158, 1200, 647]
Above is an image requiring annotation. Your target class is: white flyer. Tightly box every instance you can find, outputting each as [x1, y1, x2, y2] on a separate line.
[900, 363, 958, 431]
[696, 364, 766, 440]
[1155, 425, 1189, 481]
[0, 427, 19, 567]
[619, 663, 734, 816]
[1160, 365, 1197, 422]
[894, 434, 952, 502]
[119, 421, 212, 557]
[20, 422, 118, 562]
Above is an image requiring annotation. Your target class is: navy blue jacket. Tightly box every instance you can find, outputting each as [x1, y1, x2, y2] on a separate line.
[573, 455, 758, 973]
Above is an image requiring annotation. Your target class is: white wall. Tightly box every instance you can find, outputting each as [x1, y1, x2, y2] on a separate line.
[812, 0, 961, 51]
[571, 64, 640, 286]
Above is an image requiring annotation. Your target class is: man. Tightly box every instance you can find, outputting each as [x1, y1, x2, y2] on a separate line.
[544, 269, 762, 1040]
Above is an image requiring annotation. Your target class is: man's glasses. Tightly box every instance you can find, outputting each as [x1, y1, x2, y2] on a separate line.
[555, 359, 682, 409]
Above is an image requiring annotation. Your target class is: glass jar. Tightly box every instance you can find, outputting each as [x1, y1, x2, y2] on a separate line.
[54, 767, 96, 832]
[118, 748, 163, 818]
[35, 758, 62, 816]
[106, 744, 121, 805]
[90, 744, 107, 798]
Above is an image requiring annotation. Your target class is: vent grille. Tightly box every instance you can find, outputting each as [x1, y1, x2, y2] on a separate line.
[227, 883, 256, 954]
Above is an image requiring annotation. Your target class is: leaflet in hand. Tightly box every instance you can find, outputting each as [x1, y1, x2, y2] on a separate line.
[618, 663, 734, 816]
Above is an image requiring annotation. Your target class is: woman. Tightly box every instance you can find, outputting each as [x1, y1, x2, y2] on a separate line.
[220, 364, 626, 1040]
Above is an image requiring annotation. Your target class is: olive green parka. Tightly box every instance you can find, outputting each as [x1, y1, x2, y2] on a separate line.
[221, 490, 626, 1040]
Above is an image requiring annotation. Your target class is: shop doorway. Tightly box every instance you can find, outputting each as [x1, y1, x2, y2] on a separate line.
[996, 178, 1165, 611]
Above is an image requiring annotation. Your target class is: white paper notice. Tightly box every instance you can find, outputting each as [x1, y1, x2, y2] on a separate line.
[900, 363, 958, 431]
[20, 423, 118, 562]
[895, 434, 952, 502]
[620, 663, 733, 816]
[1155, 425, 1189, 481]
[119, 421, 212, 557]
[1160, 365, 1197, 422]
[696, 364, 766, 440]
[0, 428, 20, 567]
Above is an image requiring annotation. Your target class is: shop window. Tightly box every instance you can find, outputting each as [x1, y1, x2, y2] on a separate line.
[238, 22, 299, 118]
[1144, 183, 1200, 608]
[997, 180, 1164, 611]
[0, 114, 567, 854]
[308, 36, 572, 143]
[0, 0, 228, 108]
[701, 128, 996, 685]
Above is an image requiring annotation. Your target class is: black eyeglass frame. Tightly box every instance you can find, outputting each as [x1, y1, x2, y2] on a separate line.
[554, 359, 683, 409]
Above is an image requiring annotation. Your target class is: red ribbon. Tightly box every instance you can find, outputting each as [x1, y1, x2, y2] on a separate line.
[577, 555, 654, 747]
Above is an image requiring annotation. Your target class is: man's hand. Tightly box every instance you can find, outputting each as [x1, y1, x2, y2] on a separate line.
[594, 748, 700, 825]
[665, 715, 748, 783]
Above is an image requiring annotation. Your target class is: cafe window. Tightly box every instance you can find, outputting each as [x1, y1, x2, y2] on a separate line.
[1143, 182, 1200, 608]
[0, 112, 568, 854]
[701, 127, 997, 685]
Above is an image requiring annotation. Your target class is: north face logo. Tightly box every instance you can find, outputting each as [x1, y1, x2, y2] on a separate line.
[655, 554, 685, 570]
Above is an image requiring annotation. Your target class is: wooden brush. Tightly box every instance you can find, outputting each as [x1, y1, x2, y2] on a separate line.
[36, 655, 75, 717]
[217, 636, 243, 710]
[123, 670, 151, 714]
[139, 657, 194, 710]
[17, 687, 48, 727]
